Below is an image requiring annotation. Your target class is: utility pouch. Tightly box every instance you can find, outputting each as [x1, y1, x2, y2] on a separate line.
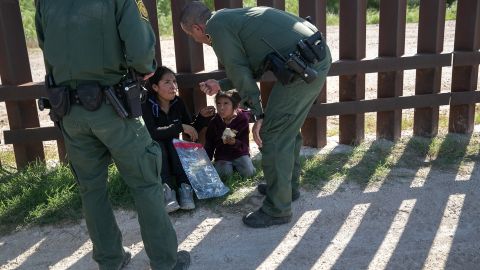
[45, 86, 70, 117]
[264, 52, 295, 85]
[122, 81, 144, 118]
[116, 69, 148, 118]
[76, 83, 104, 111]
[297, 39, 318, 64]
[285, 53, 318, 84]
[304, 31, 326, 63]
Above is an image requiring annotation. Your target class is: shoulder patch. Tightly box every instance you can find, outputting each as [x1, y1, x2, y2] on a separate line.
[136, 0, 149, 21]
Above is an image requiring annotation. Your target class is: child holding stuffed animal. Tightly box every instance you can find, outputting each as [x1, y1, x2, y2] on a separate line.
[204, 90, 256, 178]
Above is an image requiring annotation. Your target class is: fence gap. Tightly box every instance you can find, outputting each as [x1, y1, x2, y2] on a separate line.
[257, 0, 284, 9]
[449, 0, 480, 133]
[339, 0, 366, 145]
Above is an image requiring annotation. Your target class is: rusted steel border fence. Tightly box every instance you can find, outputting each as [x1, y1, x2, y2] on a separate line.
[0, 0, 479, 168]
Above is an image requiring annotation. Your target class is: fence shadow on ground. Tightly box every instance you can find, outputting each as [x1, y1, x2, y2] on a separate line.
[1, 135, 479, 269]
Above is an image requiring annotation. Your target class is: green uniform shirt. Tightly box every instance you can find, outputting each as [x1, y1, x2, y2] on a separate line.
[205, 7, 318, 116]
[35, 0, 156, 89]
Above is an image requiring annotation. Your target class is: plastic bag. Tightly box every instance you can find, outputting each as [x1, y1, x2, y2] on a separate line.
[173, 139, 229, 199]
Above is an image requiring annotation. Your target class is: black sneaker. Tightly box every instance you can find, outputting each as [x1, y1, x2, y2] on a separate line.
[242, 208, 292, 228]
[119, 247, 131, 269]
[257, 183, 300, 201]
[173, 250, 191, 270]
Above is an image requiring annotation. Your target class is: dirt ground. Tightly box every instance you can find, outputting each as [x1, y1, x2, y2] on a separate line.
[2, 21, 480, 270]
[1, 147, 479, 270]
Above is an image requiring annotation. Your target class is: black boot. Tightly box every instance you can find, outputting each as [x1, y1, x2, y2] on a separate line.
[173, 250, 191, 270]
[257, 183, 300, 201]
[242, 208, 292, 228]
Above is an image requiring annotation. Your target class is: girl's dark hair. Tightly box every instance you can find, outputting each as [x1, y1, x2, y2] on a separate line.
[215, 90, 242, 109]
[148, 66, 175, 86]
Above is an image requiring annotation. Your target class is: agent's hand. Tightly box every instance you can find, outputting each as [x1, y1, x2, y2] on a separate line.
[199, 79, 220, 96]
[143, 72, 154, 81]
[182, 124, 198, 141]
[200, 106, 216, 117]
[252, 119, 263, 148]
[222, 136, 236, 145]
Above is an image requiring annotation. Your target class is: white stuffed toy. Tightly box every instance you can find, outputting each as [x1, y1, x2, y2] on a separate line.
[221, 128, 237, 141]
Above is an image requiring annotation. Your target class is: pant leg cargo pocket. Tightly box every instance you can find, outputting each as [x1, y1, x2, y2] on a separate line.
[138, 142, 163, 185]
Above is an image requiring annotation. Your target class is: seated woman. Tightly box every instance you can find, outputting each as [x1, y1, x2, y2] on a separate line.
[142, 66, 215, 213]
[204, 90, 256, 178]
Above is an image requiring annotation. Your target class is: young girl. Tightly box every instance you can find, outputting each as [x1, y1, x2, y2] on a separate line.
[204, 90, 256, 178]
[142, 66, 215, 213]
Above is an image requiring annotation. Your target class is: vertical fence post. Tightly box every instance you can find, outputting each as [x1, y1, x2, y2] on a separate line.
[257, 1, 285, 109]
[144, 0, 162, 65]
[171, 0, 207, 114]
[339, 0, 366, 145]
[0, 0, 45, 168]
[377, 0, 406, 141]
[449, 0, 480, 133]
[299, 0, 327, 147]
[413, 1, 446, 137]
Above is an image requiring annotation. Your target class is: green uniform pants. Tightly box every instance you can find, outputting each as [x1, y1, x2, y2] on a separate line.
[260, 48, 332, 217]
[62, 102, 177, 270]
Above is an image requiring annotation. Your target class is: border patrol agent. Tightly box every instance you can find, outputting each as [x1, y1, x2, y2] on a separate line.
[181, 2, 331, 228]
[35, 0, 190, 269]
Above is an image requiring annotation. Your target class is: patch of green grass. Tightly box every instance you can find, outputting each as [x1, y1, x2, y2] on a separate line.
[1, 131, 478, 235]
[429, 134, 479, 168]
[301, 150, 353, 187]
[446, 2, 457, 21]
[367, 9, 381, 25]
[345, 141, 395, 185]
[0, 149, 17, 169]
[213, 160, 263, 206]
[326, 12, 339, 26]
[0, 162, 80, 234]
[405, 6, 420, 24]
[299, 132, 479, 189]
[475, 105, 480, 125]
[0, 161, 139, 235]
[326, 108, 470, 138]
[402, 112, 415, 131]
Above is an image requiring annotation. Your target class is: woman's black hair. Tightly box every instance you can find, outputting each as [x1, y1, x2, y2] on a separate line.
[215, 90, 242, 109]
[148, 66, 176, 87]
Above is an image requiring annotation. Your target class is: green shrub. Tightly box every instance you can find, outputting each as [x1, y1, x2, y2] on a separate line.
[19, 0, 458, 47]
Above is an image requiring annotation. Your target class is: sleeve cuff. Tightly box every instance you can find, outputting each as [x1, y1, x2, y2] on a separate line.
[218, 78, 234, 91]
[241, 95, 263, 117]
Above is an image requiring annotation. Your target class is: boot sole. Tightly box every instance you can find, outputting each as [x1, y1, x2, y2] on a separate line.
[180, 203, 195, 210]
[242, 212, 292, 228]
[165, 202, 180, 213]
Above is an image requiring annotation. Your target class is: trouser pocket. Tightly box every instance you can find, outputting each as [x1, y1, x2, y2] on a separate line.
[138, 142, 163, 185]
